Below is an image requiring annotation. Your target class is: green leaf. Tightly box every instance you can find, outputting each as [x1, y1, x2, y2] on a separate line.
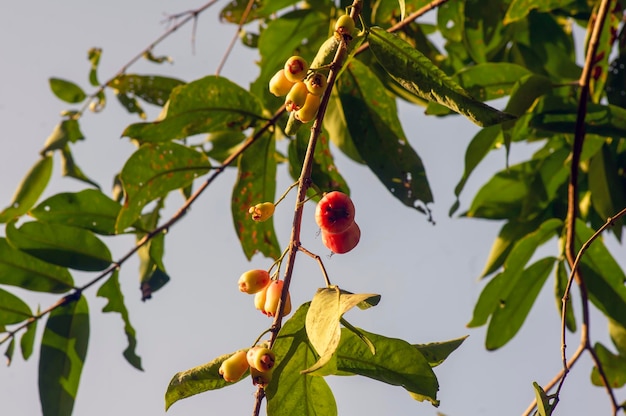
[6, 220, 112, 272]
[323, 89, 363, 163]
[336, 327, 439, 406]
[575, 219, 626, 329]
[39, 295, 89, 416]
[231, 132, 280, 260]
[486, 257, 556, 350]
[532, 381, 555, 416]
[0, 238, 74, 293]
[88, 48, 102, 86]
[0, 155, 53, 223]
[5, 337, 14, 366]
[138, 232, 171, 300]
[220, 0, 301, 23]
[368, 27, 515, 126]
[463, 0, 510, 64]
[555, 260, 576, 333]
[97, 270, 143, 370]
[437, 0, 464, 43]
[20, 314, 37, 360]
[289, 127, 350, 197]
[414, 335, 468, 367]
[108, 74, 185, 106]
[122, 76, 263, 142]
[450, 124, 502, 216]
[49, 78, 87, 103]
[115, 92, 146, 119]
[267, 304, 338, 416]
[165, 350, 249, 411]
[468, 218, 562, 328]
[338, 59, 433, 216]
[479, 216, 544, 278]
[505, 0, 580, 24]
[30, 189, 122, 236]
[0, 287, 32, 326]
[40, 120, 85, 155]
[530, 96, 626, 139]
[60, 145, 100, 188]
[304, 288, 379, 374]
[610, 319, 626, 357]
[205, 130, 246, 163]
[588, 143, 625, 240]
[591, 342, 626, 388]
[116, 142, 212, 232]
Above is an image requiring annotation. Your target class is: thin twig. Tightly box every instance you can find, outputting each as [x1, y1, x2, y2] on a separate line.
[298, 245, 333, 287]
[216, 0, 255, 75]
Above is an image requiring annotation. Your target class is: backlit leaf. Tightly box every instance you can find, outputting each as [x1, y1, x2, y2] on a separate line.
[165, 350, 249, 410]
[231, 132, 280, 260]
[123, 76, 263, 142]
[0, 287, 32, 326]
[267, 303, 338, 416]
[39, 295, 89, 416]
[368, 27, 515, 126]
[414, 335, 468, 367]
[116, 142, 212, 232]
[486, 257, 556, 350]
[6, 220, 112, 272]
[591, 342, 626, 388]
[49, 78, 86, 103]
[336, 327, 439, 406]
[0, 238, 74, 293]
[108, 74, 184, 106]
[555, 259, 576, 333]
[0, 156, 53, 223]
[337, 59, 433, 216]
[30, 189, 121, 236]
[40, 120, 85, 155]
[97, 270, 142, 370]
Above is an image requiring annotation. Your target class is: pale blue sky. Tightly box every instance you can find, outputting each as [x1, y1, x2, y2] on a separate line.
[1, 1, 621, 415]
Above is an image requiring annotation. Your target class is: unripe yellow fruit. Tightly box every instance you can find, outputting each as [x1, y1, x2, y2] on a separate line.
[335, 15, 355, 37]
[305, 73, 327, 96]
[250, 366, 273, 387]
[284, 56, 309, 82]
[218, 350, 249, 382]
[285, 82, 308, 112]
[295, 93, 321, 123]
[246, 346, 276, 372]
[238, 269, 271, 294]
[268, 69, 294, 97]
[249, 202, 275, 222]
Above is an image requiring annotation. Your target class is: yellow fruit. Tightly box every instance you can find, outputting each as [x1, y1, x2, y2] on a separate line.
[218, 350, 249, 382]
[295, 93, 321, 123]
[268, 69, 294, 97]
[284, 56, 309, 82]
[285, 82, 309, 112]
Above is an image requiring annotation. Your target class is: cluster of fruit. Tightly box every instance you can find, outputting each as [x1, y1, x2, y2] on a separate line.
[238, 269, 292, 317]
[269, 56, 327, 123]
[316, 191, 360, 254]
[218, 346, 276, 387]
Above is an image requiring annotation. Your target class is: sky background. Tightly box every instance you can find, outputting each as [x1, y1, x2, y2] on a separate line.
[1, 1, 624, 415]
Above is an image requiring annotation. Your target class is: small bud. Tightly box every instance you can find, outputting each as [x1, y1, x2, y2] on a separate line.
[249, 202, 275, 222]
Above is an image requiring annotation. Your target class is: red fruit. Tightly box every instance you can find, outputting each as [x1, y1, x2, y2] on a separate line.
[315, 191, 355, 234]
[238, 269, 270, 294]
[321, 221, 360, 254]
[264, 280, 292, 317]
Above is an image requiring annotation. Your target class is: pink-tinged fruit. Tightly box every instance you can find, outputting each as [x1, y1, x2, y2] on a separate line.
[321, 221, 361, 254]
[263, 280, 292, 317]
[283, 56, 309, 83]
[238, 269, 271, 294]
[246, 346, 276, 372]
[315, 191, 356, 234]
[285, 81, 308, 112]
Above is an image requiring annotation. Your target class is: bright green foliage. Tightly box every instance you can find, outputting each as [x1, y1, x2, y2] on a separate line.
[96, 270, 142, 370]
[0, 287, 32, 326]
[116, 142, 212, 232]
[4, 0, 626, 415]
[231, 132, 280, 260]
[165, 351, 251, 410]
[0, 238, 74, 293]
[6, 220, 112, 272]
[0, 155, 53, 222]
[39, 295, 89, 416]
[49, 78, 87, 104]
